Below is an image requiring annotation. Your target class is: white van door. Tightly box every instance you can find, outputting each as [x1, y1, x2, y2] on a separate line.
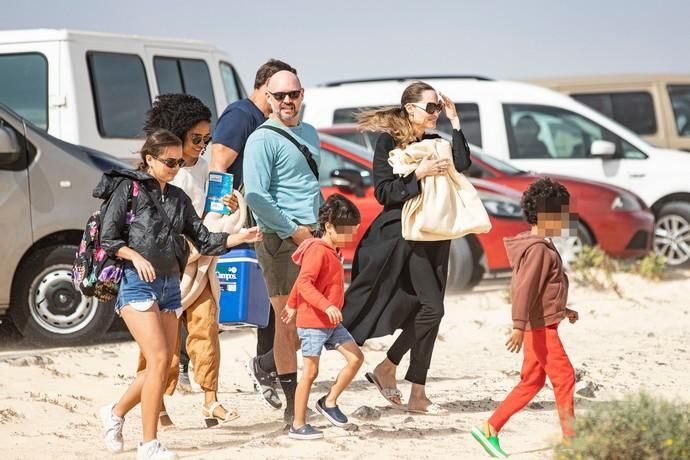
[0, 115, 33, 308]
[501, 103, 649, 192]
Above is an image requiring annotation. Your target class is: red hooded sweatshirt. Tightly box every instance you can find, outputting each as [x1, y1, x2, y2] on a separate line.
[504, 232, 569, 331]
[287, 238, 344, 329]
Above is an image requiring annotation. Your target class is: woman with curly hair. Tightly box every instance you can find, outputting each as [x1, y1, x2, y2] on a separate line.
[138, 94, 240, 428]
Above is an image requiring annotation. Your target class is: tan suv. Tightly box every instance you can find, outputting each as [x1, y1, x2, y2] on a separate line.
[0, 103, 127, 345]
[531, 74, 690, 151]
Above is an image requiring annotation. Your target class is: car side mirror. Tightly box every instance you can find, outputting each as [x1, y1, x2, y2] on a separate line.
[0, 125, 21, 165]
[330, 168, 365, 197]
[590, 140, 616, 158]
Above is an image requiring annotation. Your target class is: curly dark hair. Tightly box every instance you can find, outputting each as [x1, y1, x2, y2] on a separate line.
[143, 93, 212, 141]
[520, 177, 570, 225]
[319, 193, 361, 229]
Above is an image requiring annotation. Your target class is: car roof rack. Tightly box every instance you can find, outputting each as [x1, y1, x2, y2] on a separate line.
[320, 75, 493, 87]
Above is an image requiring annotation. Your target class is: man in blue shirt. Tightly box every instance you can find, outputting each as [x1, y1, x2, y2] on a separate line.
[210, 60, 296, 411]
[244, 69, 321, 425]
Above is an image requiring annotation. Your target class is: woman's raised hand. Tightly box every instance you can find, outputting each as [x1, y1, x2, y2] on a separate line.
[416, 157, 450, 179]
[440, 93, 461, 130]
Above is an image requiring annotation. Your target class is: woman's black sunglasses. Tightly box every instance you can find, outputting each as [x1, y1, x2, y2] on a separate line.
[155, 157, 186, 168]
[190, 134, 212, 145]
[410, 101, 444, 115]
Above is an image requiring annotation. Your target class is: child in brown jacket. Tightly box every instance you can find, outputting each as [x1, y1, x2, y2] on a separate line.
[472, 178, 579, 458]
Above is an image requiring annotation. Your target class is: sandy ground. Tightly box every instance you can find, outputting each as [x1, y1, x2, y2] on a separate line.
[1, 270, 689, 460]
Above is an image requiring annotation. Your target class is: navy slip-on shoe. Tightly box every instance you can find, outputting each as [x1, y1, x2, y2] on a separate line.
[288, 424, 324, 440]
[316, 396, 349, 427]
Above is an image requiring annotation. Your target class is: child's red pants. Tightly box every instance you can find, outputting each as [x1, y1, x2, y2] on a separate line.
[489, 324, 575, 437]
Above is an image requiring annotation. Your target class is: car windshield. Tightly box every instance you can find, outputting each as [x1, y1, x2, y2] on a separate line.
[668, 85, 690, 136]
[319, 132, 374, 162]
[470, 148, 525, 175]
[428, 129, 525, 176]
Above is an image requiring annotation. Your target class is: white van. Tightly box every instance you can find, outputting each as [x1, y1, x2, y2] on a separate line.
[0, 29, 246, 163]
[301, 76, 690, 266]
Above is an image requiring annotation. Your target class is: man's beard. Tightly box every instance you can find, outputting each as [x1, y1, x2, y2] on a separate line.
[277, 103, 298, 121]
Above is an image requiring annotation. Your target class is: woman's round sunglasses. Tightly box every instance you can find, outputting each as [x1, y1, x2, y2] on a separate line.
[410, 101, 444, 115]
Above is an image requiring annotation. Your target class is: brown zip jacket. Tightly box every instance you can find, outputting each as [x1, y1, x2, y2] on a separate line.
[504, 232, 568, 331]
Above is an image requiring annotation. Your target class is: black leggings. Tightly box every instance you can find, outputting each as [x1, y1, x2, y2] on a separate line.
[386, 241, 449, 385]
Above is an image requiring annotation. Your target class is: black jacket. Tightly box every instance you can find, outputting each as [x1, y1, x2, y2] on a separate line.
[343, 129, 471, 343]
[96, 169, 229, 276]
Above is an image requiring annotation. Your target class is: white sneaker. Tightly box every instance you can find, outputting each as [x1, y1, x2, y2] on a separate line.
[99, 403, 124, 453]
[137, 439, 178, 460]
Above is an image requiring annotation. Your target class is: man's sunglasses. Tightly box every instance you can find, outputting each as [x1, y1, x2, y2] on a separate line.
[410, 101, 444, 115]
[190, 134, 212, 145]
[269, 90, 303, 101]
[155, 157, 186, 168]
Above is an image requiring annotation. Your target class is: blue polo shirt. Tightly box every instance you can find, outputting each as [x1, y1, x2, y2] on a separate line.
[213, 98, 266, 188]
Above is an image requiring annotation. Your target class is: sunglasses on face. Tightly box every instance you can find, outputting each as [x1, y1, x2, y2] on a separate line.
[190, 134, 212, 145]
[411, 101, 444, 115]
[268, 89, 302, 101]
[155, 157, 186, 169]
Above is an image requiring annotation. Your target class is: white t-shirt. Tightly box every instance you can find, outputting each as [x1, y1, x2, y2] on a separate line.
[171, 156, 209, 217]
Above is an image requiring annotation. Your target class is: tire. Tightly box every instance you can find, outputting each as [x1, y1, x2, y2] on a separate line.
[446, 237, 484, 293]
[552, 223, 594, 270]
[654, 202, 690, 266]
[9, 245, 116, 346]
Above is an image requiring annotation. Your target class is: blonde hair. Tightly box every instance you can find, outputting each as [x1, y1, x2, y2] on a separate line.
[356, 81, 436, 148]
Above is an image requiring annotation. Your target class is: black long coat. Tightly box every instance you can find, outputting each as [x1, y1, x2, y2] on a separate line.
[342, 129, 472, 344]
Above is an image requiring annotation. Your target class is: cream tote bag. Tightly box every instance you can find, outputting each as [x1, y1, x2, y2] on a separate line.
[389, 138, 492, 241]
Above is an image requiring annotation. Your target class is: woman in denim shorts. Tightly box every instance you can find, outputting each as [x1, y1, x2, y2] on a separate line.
[95, 129, 262, 460]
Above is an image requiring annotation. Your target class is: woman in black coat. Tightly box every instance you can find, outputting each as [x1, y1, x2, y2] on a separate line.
[342, 81, 471, 415]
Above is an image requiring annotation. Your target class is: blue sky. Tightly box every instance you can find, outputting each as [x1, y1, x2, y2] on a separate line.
[2, 0, 688, 88]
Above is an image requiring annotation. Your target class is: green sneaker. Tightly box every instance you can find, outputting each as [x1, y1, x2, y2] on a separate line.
[471, 426, 509, 458]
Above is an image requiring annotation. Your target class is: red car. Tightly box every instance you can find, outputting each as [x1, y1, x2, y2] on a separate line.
[320, 126, 655, 266]
[318, 133, 529, 291]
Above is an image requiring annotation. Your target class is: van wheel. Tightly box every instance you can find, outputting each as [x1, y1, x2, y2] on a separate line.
[447, 237, 484, 293]
[654, 202, 690, 266]
[10, 245, 116, 346]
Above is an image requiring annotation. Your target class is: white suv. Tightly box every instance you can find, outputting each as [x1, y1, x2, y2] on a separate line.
[302, 76, 690, 265]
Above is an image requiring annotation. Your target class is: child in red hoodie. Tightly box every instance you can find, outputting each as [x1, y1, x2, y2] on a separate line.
[281, 194, 364, 440]
[472, 178, 579, 458]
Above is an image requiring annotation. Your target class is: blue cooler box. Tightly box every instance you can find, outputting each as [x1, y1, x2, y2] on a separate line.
[216, 249, 270, 327]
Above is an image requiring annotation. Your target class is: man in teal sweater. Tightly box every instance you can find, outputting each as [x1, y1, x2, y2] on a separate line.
[243, 69, 322, 424]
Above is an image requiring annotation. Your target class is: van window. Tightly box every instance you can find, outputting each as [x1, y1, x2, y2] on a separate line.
[571, 91, 656, 135]
[668, 85, 690, 136]
[88, 52, 151, 138]
[0, 53, 48, 129]
[154, 57, 217, 121]
[220, 62, 242, 105]
[332, 103, 483, 147]
[504, 104, 646, 160]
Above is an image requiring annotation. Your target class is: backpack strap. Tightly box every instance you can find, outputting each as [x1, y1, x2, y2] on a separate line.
[258, 125, 319, 180]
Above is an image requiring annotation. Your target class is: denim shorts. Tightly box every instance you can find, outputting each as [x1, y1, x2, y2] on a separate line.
[297, 324, 355, 357]
[115, 266, 181, 315]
